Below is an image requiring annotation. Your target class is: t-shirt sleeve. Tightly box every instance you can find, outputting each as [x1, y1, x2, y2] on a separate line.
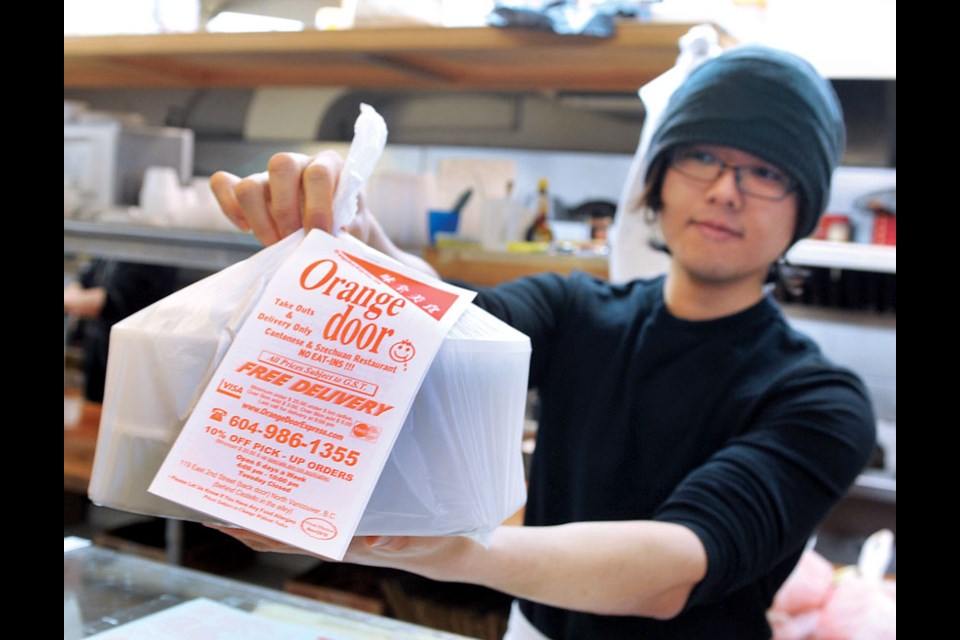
[653, 363, 877, 608]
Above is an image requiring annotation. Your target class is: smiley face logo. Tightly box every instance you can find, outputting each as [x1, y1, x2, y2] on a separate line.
[389, 339, 416, 366]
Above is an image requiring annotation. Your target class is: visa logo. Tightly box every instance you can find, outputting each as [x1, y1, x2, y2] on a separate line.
[216, 379, 243, 399]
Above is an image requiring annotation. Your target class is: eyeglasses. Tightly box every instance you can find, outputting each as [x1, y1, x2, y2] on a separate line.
[669, 148, 797, 201]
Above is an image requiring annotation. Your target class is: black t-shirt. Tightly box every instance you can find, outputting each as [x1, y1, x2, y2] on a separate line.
[474, 272, 876, 640]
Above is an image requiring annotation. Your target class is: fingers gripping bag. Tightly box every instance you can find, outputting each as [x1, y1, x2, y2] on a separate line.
[88, 105, 531, 558]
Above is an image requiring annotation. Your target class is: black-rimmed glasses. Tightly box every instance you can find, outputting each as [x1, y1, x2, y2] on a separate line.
[669, 148, 797, 201]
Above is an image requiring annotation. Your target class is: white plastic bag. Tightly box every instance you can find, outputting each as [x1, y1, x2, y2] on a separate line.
[89, 240, 530, 540]
[357, 303, 530, 537]
[88, 232, 305, 521]
[608, 24, 722, 283]
[332, 103, 388, 230]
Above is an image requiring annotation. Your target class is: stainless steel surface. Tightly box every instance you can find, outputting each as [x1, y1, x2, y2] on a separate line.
[850, 470, 896, 504]
[64, 219, 262, 271]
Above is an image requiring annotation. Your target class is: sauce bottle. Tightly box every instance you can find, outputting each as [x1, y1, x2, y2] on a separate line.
[525, 178, 554, 243]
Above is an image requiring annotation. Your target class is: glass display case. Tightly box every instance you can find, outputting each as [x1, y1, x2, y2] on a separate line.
[64, 537, 473, 639]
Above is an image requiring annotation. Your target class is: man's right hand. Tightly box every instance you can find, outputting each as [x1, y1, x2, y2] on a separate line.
[210, 150, 439, 277]
[210, 150, 344, 247]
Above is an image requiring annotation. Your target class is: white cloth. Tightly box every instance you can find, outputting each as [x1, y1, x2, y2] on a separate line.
[608, 24, 723, 284]
[503, 600, 552, 640]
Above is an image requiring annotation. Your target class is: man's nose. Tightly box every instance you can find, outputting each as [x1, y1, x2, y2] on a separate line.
[705, 166, 743, 206]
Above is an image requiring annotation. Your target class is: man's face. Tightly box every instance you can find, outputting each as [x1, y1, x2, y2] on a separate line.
[658, 144, 798, 289]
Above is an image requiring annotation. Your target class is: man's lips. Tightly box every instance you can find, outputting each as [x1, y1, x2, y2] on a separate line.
[688, 219, 744, 239]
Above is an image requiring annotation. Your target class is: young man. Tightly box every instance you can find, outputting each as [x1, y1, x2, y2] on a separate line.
[210, 44, 876, 639]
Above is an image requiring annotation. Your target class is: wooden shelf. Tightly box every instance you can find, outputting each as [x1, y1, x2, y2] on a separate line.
[424, 246, 609, 287]
[64, 21, 731, 91]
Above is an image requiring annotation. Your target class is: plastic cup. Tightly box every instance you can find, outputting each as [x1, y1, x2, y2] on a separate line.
[428, 209, 460, 245]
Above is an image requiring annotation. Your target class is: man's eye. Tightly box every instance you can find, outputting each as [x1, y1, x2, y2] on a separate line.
[687, 150, 719, 165]
[746, 166, 786, 183]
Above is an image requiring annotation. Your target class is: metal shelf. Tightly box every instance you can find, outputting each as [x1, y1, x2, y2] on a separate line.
[64, 218, 263, 271]
[786, 239, 896, 274]
[850, 471, 896, 504]
[65, 220, 900, 278]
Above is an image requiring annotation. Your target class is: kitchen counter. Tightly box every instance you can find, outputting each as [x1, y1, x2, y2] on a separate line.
[64, 537, 473, 639]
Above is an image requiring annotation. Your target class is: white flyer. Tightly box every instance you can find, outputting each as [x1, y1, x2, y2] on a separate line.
[150, 230, 475, 560]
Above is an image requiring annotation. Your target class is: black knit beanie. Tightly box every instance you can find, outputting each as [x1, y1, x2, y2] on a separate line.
[644, 44, 846, 244]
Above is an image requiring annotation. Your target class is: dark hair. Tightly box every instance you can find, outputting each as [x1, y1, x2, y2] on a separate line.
[639, 154, 669, 218]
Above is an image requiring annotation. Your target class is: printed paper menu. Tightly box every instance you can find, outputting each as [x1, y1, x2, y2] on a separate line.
[149, 230, 475, 559]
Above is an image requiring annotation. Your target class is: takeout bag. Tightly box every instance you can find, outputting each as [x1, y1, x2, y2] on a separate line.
[88, 232, 530, 540]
